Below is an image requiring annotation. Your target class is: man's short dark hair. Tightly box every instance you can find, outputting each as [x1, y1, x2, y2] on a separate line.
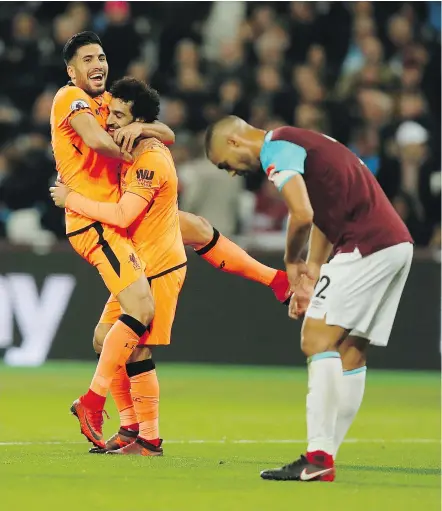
[110, 77, 160, 123]
[204, 116, 238, 156]
[63, 31, 102, 64]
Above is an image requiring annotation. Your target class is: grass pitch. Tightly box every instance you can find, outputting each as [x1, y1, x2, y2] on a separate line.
[0, 362, 440, 511]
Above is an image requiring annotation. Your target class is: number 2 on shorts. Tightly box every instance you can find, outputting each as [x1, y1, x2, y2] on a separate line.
[315, 276, 331, 299]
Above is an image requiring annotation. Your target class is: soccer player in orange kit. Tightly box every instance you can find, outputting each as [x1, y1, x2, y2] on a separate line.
[52, 77, 290, 455]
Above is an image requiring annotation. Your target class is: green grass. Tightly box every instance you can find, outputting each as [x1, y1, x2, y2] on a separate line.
[0, 362, 440, 510]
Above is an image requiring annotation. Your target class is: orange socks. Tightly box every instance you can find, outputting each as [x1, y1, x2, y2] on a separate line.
[195, 229, 277, 286]
[83, 314, 147, 410]
[109, 366, 138, 429]
[127, 359, 160, 443]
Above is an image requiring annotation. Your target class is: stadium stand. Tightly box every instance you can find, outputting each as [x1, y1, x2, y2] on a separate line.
[0, 1, 440, 248]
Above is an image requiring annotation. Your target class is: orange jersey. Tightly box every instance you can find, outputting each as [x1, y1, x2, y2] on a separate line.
[122, 139, 186, 276]
[50, 84, 120, 233]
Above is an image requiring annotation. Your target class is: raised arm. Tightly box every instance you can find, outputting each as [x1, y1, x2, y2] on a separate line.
[70, 113, 131, 161]
[113, 121, 175, 153]
[54, 86, 131, 161]
[142, 121, 175, 145]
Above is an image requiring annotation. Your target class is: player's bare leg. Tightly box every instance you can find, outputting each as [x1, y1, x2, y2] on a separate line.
[71, 276, 154, 448]
[178, 212, 291, 304]
[333, 336, 369, 458]
[261, 317, 348, 482]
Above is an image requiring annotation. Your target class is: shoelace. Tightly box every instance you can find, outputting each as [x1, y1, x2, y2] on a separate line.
[89, 409, 110, 430]
[283, 455, 307, 470]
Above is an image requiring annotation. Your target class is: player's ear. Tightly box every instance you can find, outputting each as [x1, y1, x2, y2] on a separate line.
[67, 65, 75, 81]
[227, 136, 240, 148]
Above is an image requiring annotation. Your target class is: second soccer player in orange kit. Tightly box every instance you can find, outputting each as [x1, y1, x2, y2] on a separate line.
[59, 79, 186, 455]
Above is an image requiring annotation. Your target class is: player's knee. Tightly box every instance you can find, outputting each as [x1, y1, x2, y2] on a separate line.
[341, 350, 367, 371]
[93, 323, 111, 354]
[119, 278, 155, 327]
[137, 294, 155, 327]
[92, 336, 102, 354]
[301, 333, 331, 358]
[127, 345, 152, 364]
[183, 215, 214, 249]
[340, 337, 368, 371]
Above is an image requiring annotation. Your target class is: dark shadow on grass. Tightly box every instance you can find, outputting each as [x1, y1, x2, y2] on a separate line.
[341, 464, 440, 476]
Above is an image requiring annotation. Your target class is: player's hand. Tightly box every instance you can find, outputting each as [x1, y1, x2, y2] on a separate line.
[49, 182, 72, 208]
[113, 122, 143, 153]
[287, 276, 314, 320]
[288, 294, 301, 320]
[285, 261, 316, 319]
[120, 149, 133, 163]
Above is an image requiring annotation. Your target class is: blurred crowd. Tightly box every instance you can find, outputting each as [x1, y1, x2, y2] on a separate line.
[0, 1, 440, 249]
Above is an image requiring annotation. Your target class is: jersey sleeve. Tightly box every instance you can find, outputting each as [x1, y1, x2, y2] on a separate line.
[126, 151, 170, 204]
[53, 86, 94, 128]
[65, 190, 147, 229]
[260, 138, 307, 192]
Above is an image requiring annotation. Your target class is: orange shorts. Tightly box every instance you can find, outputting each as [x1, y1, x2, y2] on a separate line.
[67, 221, 145, 297]
[99, 264, 187, 345]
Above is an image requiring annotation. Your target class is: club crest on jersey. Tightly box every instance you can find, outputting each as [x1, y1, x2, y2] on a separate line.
[70, 99, 89, 111]
[266, 164, 277, 180]
[136, 169, 155, 187]
[129, 253, 141, 271]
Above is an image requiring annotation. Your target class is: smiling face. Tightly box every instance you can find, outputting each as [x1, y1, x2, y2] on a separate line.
[106, 98, 134, 135]
[67, 43, 108, 97]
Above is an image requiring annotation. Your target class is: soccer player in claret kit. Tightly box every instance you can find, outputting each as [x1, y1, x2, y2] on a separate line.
[51, 32, 290, 452]
[205, 116, 413, 481]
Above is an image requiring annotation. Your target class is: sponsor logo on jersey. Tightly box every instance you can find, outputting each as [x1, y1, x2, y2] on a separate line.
[70, 99, 90, 112]
[136, 169, 155, 187]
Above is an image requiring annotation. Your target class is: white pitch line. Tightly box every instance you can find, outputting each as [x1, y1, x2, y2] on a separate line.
[0, 438, 439, 446]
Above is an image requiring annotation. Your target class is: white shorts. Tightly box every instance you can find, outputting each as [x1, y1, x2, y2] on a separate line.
[306, 242, 413, 347]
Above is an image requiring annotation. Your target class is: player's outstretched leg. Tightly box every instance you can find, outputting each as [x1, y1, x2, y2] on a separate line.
[72, 276, 154, 448]
[178, 212, 291, 304]
[261, 318, 346, 482]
